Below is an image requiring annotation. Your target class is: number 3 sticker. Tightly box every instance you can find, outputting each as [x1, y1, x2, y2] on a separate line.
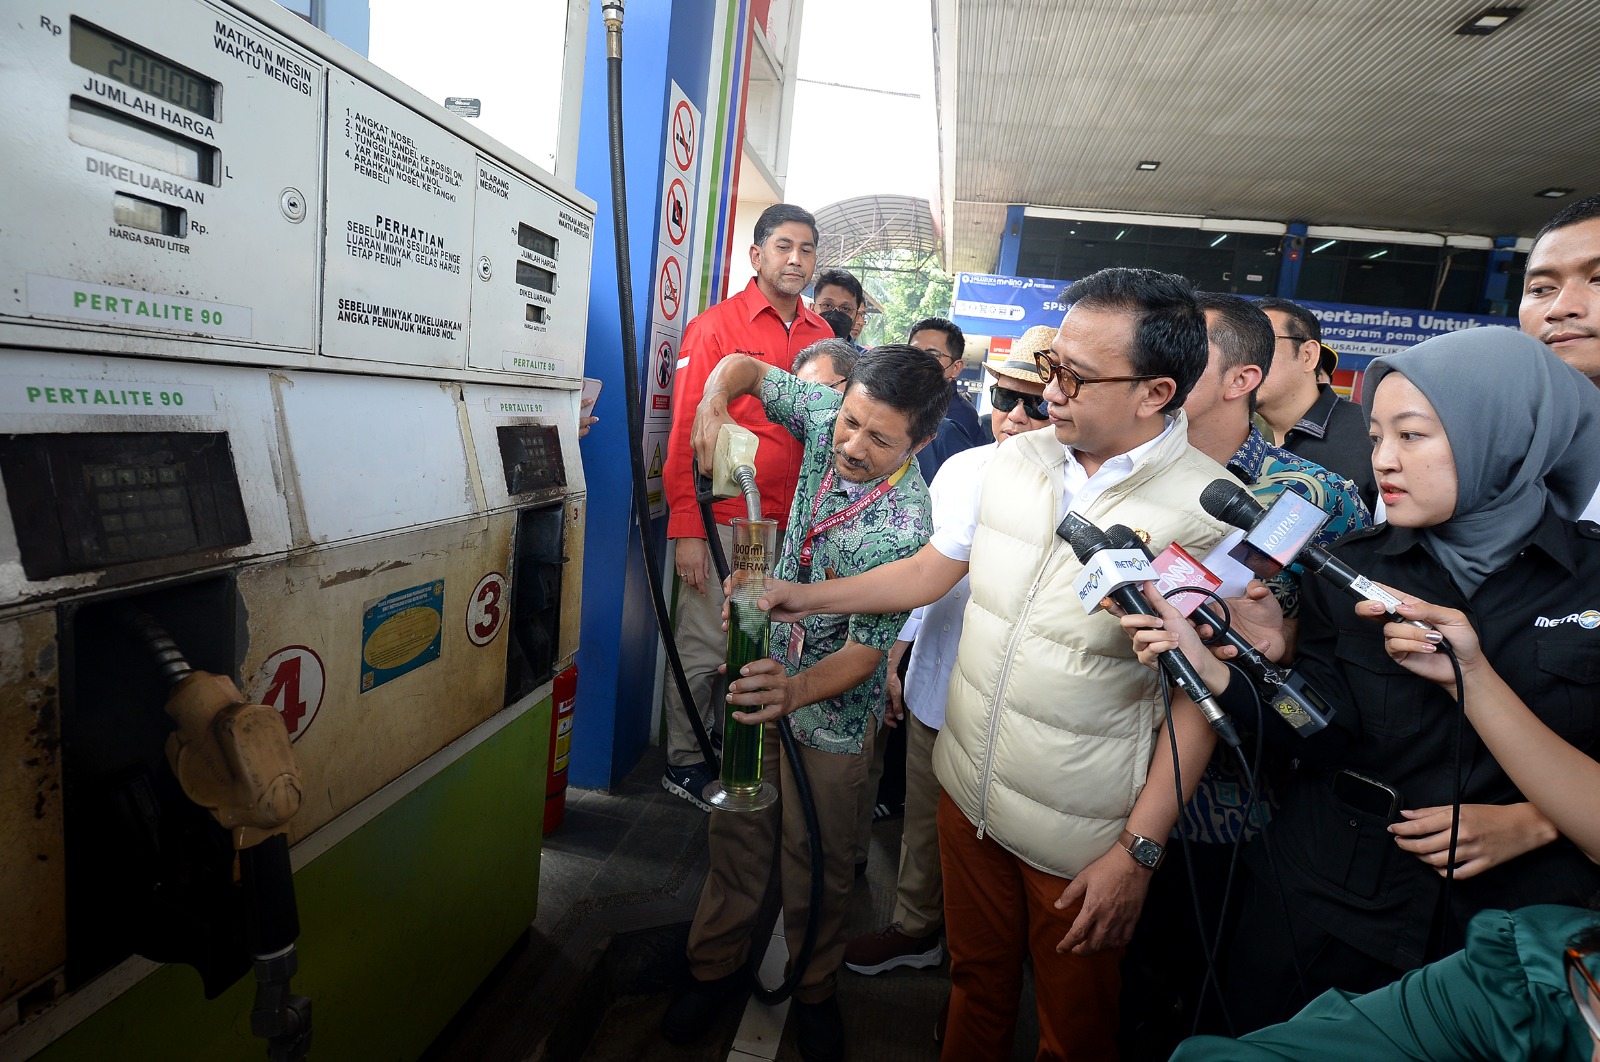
[466, 571, 508, 646]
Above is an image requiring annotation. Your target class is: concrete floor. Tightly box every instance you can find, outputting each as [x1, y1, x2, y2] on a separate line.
[422, 745, 1036, 1062]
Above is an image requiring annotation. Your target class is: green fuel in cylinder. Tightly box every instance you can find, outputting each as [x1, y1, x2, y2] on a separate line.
[720, 597, 770, 793]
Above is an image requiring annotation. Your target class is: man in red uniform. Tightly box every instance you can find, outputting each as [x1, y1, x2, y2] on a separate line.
[659, 203, 836, 807]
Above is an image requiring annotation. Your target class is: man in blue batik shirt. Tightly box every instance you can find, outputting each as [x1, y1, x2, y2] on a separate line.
[1120, 292, 1371, 1059]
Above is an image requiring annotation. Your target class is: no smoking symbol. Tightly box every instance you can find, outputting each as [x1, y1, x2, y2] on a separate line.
[671, 101, 695, 172]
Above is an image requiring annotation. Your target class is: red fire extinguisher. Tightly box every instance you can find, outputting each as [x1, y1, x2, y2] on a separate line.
[545, 664, 578, 834]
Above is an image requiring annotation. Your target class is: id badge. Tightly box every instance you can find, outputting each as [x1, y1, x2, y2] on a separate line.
[785, 622, 806, 670]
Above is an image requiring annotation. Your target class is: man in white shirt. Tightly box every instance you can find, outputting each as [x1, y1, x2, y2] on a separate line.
[762, 269, 1232, 1061]
[843, 327, 1059, 977]
[1519, 193, 1600, 522]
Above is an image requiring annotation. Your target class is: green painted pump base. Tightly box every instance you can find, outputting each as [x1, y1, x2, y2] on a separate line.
[30, 696, 552, 1062]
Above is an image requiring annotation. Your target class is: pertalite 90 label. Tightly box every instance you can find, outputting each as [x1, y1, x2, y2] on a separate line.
[0, 375, 217, 416]
[27, 274, 253, 339]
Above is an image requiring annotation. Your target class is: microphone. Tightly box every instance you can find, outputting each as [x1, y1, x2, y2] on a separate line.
[1199, 480, 1434, 632]
[1059, 513, 1241, 749]
[1110, 527, 1334, 736]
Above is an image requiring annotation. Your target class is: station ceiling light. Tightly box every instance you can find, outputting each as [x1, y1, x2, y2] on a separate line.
[1136, 161, 1160, 171]
[1455, 6, 1522, 35]
[1536, 187, 1574, 198]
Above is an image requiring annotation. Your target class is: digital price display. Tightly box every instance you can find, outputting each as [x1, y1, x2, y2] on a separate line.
[517, 224, 558, 260]
[70, 19, 218, 119]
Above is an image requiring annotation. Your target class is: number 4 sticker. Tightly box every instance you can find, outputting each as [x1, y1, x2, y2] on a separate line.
[467, 571, 509, 647]
[249, 645, 327, 742]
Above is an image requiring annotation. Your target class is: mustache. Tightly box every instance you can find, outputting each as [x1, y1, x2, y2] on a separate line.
[831, 446, 869, 470]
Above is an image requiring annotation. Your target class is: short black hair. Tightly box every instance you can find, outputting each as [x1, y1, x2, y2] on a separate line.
[794, 337, 859, 379]
[846, 343, 952, 443]
[1196, 292, 1274, 387]
[907, 317, 964, 362]
[819, 309, 854, 340]
[754, 203, 819, 247]
[1255, 297, 1322, 343]
[1531, 193, 1600, 254]
[1063, 268, 1208, 413]
[814, 268, 865, 309]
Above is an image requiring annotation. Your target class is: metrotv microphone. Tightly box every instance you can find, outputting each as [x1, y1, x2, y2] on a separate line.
[1058, 512, 1240, 748]
[1198, 479, 1434, 633]
[1112, 527, 1334, 736]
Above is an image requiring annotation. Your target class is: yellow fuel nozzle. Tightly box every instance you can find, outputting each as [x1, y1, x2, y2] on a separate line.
[163, 671, 304, 851]
[713, 423, 762, 520]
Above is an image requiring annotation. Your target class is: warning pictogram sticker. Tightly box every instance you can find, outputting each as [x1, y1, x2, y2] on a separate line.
[658, 256, 683, 321]
[671, 100, 696, 172]
[648, 443, 664, 478]
[665, 178, 689, 246]
[655, 339, 674, 389]
[466, 571, 508, 647]
[249, 645, 327, 742]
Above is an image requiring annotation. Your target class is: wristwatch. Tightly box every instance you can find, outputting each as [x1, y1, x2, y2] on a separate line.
[1119, 829, 1165, 870]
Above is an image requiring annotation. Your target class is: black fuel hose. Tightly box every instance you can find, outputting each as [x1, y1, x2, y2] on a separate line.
[602, 2, 821, 1004]
[603, 3, 716, 773]
[693, 478, 824, 1006]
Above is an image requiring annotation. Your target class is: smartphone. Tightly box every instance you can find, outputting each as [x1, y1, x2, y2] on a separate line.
[1332, 768, 1400, 820]
[580, 376, 603, 411]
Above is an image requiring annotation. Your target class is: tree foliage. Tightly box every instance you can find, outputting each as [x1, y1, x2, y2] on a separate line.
[842, 249, 954, 347]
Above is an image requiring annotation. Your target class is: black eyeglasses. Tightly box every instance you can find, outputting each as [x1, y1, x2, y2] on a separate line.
[990, 384, 1050, 419]
[1032, 353, 1161, 399]
[1567, 948, 1600, 1040]
[1275, 334, 1311, 345]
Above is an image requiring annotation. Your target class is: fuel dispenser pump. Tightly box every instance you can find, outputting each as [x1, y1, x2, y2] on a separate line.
[125, 612, 311, 1060]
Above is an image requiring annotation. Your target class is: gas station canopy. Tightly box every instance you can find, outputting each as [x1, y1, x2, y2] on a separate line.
[934, 0, 1600, 272]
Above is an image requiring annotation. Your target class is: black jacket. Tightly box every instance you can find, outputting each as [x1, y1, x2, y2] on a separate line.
[1240, 507, 1600, 969]
[1281, 385, 1378, 513]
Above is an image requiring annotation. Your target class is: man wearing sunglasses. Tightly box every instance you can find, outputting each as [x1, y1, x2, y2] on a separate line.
[759, 268, 1235, 1061]
[844, 327, 1057, 981]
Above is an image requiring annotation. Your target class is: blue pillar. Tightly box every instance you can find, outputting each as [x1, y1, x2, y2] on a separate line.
[571, 1, 718, 788]
[1275, 221, 1307, 298]
[996, 205, 1026, 276]
[318, 0, 369, 55]
[1480, 235, 1519, 315]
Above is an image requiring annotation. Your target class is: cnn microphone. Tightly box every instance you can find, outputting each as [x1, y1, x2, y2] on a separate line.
[1058, 513, 1241, 749]
[1199, 480, 1435, 633]
[1109, 527, 1334, 737]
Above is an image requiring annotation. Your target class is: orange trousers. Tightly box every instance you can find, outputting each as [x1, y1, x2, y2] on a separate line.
[938, 791, 1122, 1062]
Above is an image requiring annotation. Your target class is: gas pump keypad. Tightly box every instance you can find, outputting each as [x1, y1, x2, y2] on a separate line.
[0, 432, 250, 579]
[496, 425, 566, 497]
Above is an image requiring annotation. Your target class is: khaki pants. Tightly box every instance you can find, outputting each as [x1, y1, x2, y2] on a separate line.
[662, 525, 735, 768]
[685, 721, 876, 1003]
[892, 714, 943, 937]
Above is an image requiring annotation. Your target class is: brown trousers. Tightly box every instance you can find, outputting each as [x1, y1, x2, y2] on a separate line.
[686, 720, 875, 1003]
[938, 792, 1122, 1062]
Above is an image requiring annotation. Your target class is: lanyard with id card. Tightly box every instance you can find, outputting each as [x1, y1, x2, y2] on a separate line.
[786, 460, 910, 669]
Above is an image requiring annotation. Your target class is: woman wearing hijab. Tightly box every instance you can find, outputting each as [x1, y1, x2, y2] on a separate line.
[1117, 326, 1600, 1035]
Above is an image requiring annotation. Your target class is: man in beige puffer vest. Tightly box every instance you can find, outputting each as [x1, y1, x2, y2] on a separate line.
[761, 268, 1233, 1061]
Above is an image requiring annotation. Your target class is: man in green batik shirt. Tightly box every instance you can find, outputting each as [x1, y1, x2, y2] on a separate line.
[661, 344, 948, 1062]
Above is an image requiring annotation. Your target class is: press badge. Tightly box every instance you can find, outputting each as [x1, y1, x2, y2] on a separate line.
[786, 622, 806, 670]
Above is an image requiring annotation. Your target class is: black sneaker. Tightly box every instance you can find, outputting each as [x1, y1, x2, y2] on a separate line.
[662, 762, 715, 812]
[793, 996, 844, 1062]
[661, 969, 746, 1044]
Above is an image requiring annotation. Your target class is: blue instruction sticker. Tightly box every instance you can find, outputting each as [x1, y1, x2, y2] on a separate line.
[361, 580, 445, 692]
